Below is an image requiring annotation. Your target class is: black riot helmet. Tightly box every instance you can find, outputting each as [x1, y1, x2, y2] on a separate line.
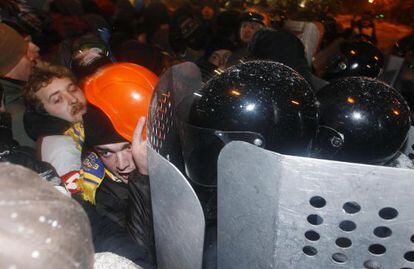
[312, 77, 411, 165]
[322, 40, 384, 81]
[177, 61, 318, 187]
[239, 11, 265, 25]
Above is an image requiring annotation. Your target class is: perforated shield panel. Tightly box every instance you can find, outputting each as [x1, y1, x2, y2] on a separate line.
[218, 141, 414, 269]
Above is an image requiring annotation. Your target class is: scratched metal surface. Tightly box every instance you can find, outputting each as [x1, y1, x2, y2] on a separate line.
[148, 145, 205, 269]
[403, 126, 414, 160]
[218, 141, 414, 269]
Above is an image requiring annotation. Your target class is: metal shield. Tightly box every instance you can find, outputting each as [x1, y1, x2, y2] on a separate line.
[148, 145, 205, 269]
[378, 55, 404, 87]
[402, 125, 414, 159]
[218, 141, 414, 269]
[148, 62, 202, 171]
[148, 62, 207, 269]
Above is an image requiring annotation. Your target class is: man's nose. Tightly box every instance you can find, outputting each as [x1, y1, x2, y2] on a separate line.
[116, 153, 130, 171]
[66, 93, 78, 104]
[219, 56, 227, 66]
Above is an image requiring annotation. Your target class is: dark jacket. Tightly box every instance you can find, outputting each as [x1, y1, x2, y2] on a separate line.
[95, 174, 130, 227]
[248, 28, 313, 84]
[23, 110, 72, 141]
[77, 197, 154, 269]
[127, 171, 156, 265]
[91, 170, 156, 267]
[0, 111, 60, 185]
[1, 77, 35, 147]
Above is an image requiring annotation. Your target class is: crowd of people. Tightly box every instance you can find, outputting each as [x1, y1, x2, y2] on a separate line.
[0, 0, 414, 268]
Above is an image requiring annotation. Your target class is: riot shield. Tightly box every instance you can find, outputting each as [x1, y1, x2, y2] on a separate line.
[148, 62, 205, 269]
[148, 145, 205, 269]
[378, 55, 404, 87]
[402, 125, 414, 159]
[148, 61, 202, 170]
[218, 141, 414, 269]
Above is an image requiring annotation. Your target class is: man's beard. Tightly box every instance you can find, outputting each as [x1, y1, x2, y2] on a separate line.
[71, 103, 85, 118]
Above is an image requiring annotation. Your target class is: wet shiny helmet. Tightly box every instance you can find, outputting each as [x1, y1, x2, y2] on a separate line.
[322, 41, 384, 80]
[312, 77, 411, 165]
[178, 60, 318, 187]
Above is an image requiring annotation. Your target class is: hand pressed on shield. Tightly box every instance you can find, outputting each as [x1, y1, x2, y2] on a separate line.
[132, 117, 149, 176]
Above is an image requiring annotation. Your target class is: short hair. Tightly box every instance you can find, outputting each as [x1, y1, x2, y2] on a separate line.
[23, 64, 77, 113]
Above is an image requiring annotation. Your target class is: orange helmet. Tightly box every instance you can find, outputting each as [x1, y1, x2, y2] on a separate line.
[247, 6, 271, 27]
[83, 62, 159, 142]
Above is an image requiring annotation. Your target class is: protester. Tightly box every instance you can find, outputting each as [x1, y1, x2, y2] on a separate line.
[22, 65, 86, 192]
[226, 11, 265, 66]
[79, 63, 158, 267]
[0, 23, 40, 147]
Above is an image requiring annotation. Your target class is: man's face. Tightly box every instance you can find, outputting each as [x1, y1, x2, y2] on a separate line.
[35, 77, 86, 122]
[94, 142, 136, 182]
[240, 21, 263, 43]
[208, 49, 232, 69]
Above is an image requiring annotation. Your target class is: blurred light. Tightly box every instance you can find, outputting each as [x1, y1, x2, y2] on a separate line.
[368, 0, 374, 3]
[230, 89, 241, 96]
[350, 50, 357, 55]
[131, 92, 141, 100]
[351, 63, 359, 69]
[291, 100, 300, 105]
[353, 112, 362, 120]
[392, 109, 400, 116]
[347, 97, 355, 104]
[374, 56, 379, 61]
[214, 69, 224, 75]
[193, 92, 202, 97]
[246, 103, 255, 111]
[299, 0, 306, 8]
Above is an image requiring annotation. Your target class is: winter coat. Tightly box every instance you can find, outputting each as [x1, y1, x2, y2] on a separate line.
[247, 28, 313, 84]
[0, 111, 64, 190]
[1, 77, 35, 147]
[23, 110, 81, 189]
[127, 171, 156, 265]
[77, 197, 154, 269]
[23, 110, 72, 142]
[77, 169, 156, 268]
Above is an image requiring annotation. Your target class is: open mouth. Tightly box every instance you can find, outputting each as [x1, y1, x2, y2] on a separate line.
[118, 171, 133, 181]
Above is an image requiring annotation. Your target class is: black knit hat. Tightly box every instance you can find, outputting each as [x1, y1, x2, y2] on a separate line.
[204, 36, 235, 59]
[83, 104, 126, 147]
